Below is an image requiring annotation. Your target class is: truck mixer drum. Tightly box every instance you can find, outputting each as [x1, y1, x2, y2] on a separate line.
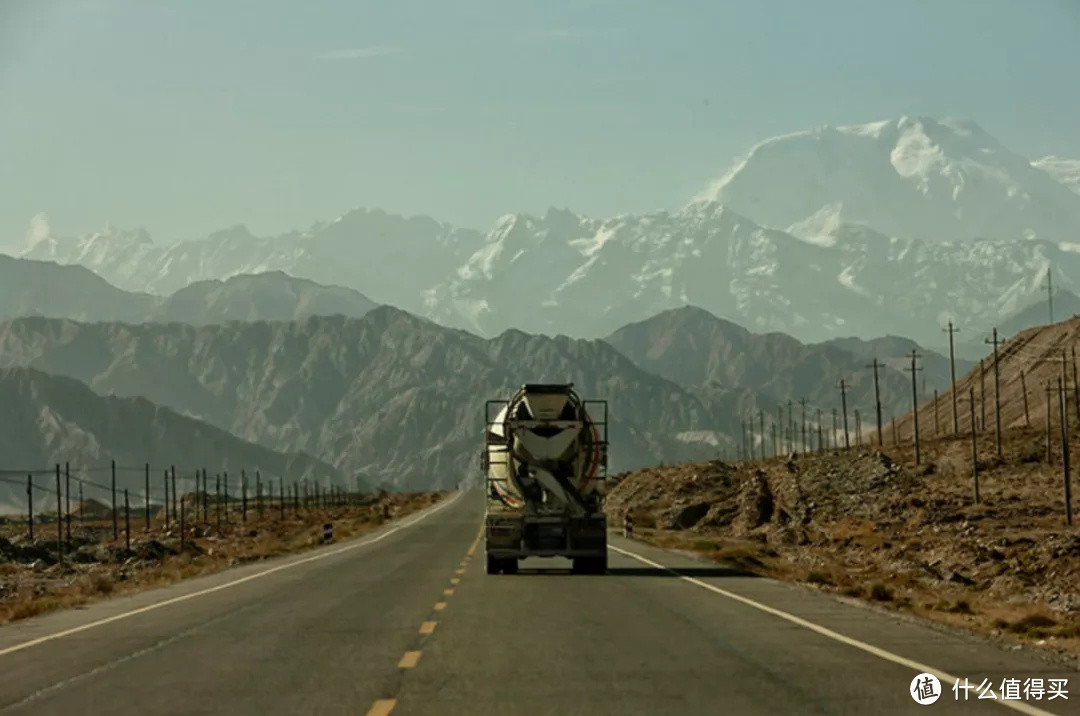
[483, 384, 609, 575]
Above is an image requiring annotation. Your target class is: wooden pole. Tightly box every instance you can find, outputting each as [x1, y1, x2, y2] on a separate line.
[986, 329, 1003, 459]
[944, 322, 960, 435]
[969, 387, 979, 505]
[1059, 378, 1073, 526]
[1047, 382, 1054, 463]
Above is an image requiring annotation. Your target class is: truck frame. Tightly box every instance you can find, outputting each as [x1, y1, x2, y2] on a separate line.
[483, 384, 609, 575]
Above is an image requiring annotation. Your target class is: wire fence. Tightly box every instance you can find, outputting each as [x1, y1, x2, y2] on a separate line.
[0, 460, 378, 552]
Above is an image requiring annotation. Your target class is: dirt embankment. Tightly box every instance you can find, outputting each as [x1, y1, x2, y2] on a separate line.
[0, 491, 445, 625]
[606, 426, 1080, 661]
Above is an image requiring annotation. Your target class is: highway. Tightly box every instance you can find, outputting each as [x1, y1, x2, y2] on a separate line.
[0, 491, 1076, 715]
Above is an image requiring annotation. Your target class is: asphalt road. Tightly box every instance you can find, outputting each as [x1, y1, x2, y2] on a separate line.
[0, 491, 1076, 715]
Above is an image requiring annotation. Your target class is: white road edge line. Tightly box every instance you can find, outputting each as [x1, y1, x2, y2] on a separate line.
[609, 544, 1060, 716]
[0, 492, 463, 658]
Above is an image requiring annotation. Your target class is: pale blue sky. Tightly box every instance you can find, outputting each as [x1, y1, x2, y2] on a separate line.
[2, 0, 1079, 247]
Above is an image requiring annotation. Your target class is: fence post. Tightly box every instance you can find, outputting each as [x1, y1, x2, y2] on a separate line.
[111, 459, 118, 540]
[55, 464, 62, 562]
[170, 465, 177, 522]
[64, 461, 71, 547]
[215, 475, 221, 531]
[180, 492, 186, 553]
[242, 470, 247, 523]
[144, 463, 150, 532]
[124, 489, 131, 552]
[163, 470, 170, 529]
[26, 474, 33, 540]
[854, 410, 862, 447]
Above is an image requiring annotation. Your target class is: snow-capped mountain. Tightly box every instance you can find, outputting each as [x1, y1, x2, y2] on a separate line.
[696, 116, 1080, 245]
[1034, 156, 1080, 196]
[13, 116, 1080, 347]
[21, 209, 483, 313]
[425, 201, 1078, 347]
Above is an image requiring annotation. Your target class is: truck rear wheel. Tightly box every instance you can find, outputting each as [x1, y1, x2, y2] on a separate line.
[486, 554, 500, 575]
[502, 559, 518, 575]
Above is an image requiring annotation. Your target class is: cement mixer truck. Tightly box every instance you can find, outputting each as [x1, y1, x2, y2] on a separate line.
[482, 384, 609, 574]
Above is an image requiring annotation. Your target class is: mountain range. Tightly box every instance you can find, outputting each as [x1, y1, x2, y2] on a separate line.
[16, 117, 1079, 349]
[0, 309, 738, 489]
[0, 258, 376, 325]
[0, 303, 977, 491]
[0, 366, 345, 512]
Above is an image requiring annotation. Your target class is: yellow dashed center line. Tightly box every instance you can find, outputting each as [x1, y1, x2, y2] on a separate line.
[366, 698, 397, 716]
[398, 651, 422, 669]
[366, 527, 483, 716]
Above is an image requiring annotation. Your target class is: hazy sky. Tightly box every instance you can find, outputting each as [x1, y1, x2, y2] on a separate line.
[2, 0, 1080, 248]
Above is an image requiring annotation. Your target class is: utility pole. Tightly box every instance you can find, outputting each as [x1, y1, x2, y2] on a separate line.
[800, 399, 808, 453]
[1058, 377, 1073, 526]
[905, 349, 923, 464]
[866, 358, 884, 445]
[776, 405, 783, 456]
[979, 358, 986, 432]
[744, 416, 751, 461]
[967, 387, 979, 505]
[759, 409, 765, 461]
[1073, 346, 1080, 424]
[1046, 381, 1054, 463]
[892, 414, 898, 446]
[787, 400, 795, 453]
[944, 322, 961, 435]
[831, 408, 839, 450]
[1043, 267, 1054, 324]
[839, 379, 850, 448]
[985, 329, 1005, 460]
[771, 421, 778, 458]
[816, 408, 824, 452]
[741, 419, 748, 461]
[933, 389, 940, 437]
[1020, 370, 1031, 427]
[854, 409, 862, 446]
